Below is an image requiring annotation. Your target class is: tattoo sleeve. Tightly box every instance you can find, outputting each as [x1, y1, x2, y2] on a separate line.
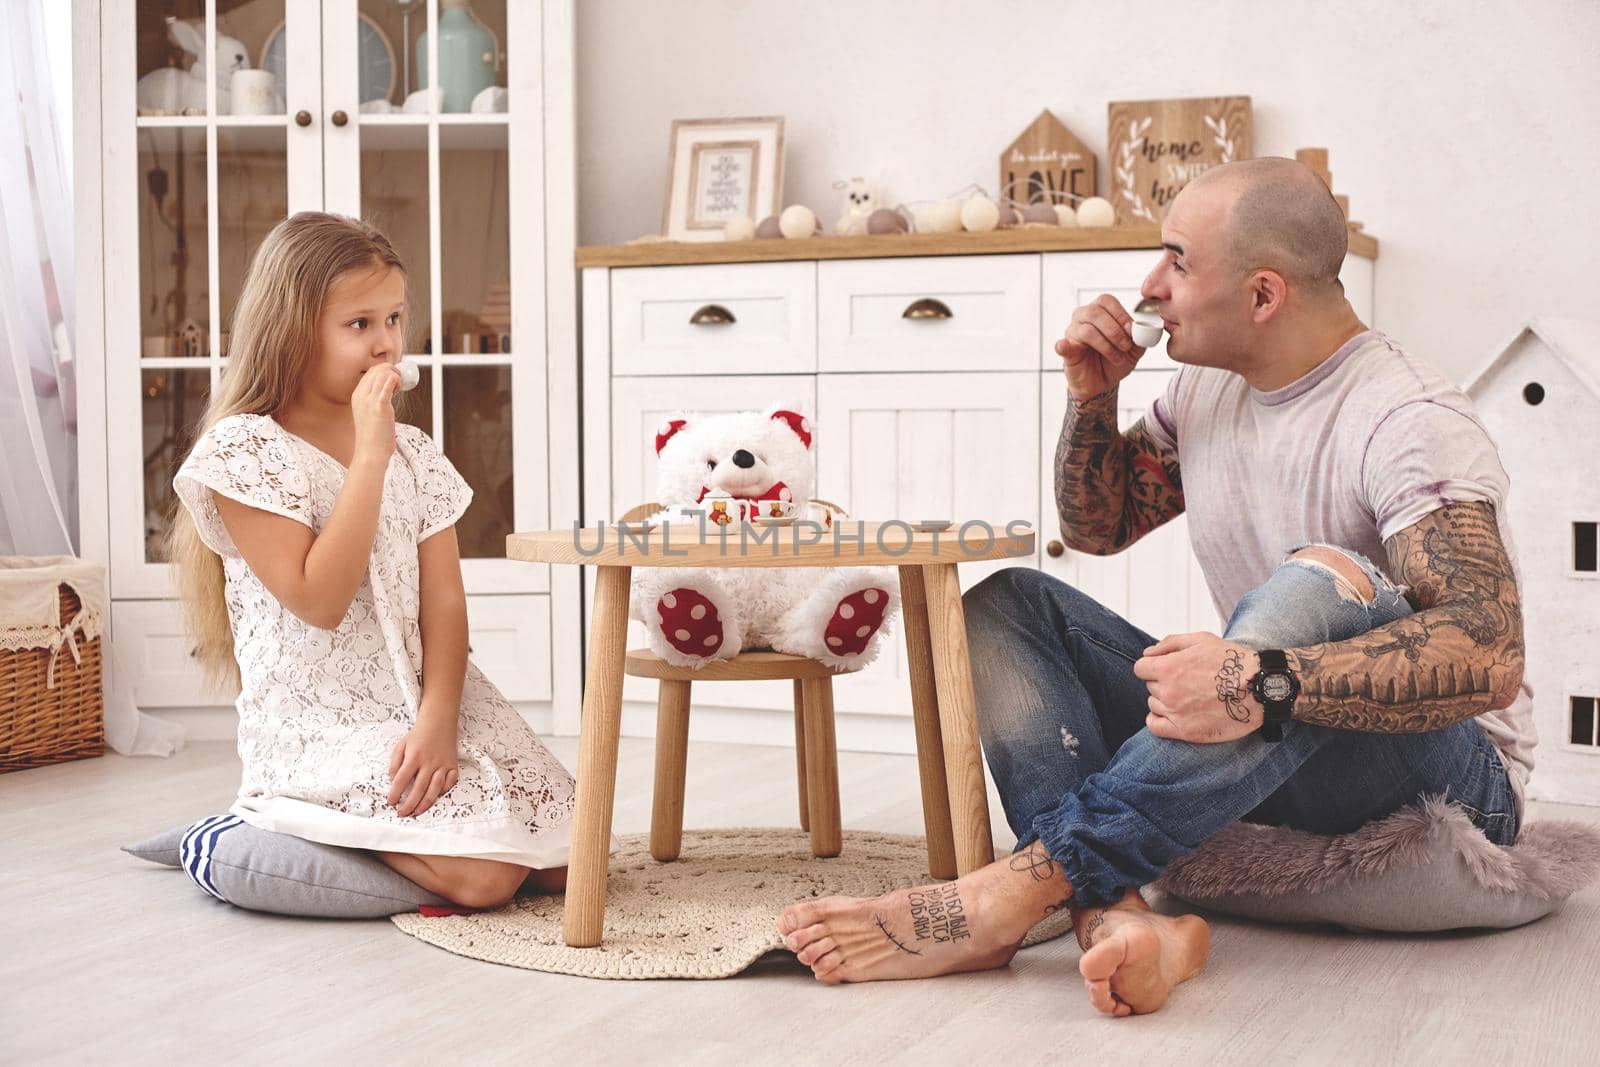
[1054, 390, 1185, 555]
[1286, 501, 1526, 733]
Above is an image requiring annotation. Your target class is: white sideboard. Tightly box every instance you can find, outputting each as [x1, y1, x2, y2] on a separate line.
[576, 230, 1377, 749]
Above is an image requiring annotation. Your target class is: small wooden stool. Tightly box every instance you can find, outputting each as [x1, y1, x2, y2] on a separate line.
[620, 499, 856, 862]
[624, 648, 857, 861]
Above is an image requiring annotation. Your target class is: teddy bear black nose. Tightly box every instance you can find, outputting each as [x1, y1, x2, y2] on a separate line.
[732, 449, 755, 469]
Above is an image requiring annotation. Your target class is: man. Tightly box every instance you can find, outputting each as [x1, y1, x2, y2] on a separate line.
[776, 158, 1532, 1016]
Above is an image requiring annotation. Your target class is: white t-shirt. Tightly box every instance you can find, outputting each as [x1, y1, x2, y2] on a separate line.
[1142, 329, 1535, 813]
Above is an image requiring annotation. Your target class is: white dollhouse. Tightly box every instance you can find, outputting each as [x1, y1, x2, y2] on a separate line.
[1466, 317, 1600, 806]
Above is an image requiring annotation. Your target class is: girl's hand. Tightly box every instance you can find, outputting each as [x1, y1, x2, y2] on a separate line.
[352, 364, 401, 466]
[387, 717, 461, 817]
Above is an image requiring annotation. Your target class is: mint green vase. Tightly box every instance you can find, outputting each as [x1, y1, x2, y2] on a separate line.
[416, 1, 497, 113]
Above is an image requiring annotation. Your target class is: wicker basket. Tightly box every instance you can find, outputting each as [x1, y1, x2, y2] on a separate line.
[0, 583, 105, 772]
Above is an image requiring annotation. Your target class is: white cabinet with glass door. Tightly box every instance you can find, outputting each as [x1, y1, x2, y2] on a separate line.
[91, 0, 574, 712]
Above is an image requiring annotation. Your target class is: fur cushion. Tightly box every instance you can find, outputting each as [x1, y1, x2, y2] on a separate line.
[1154, 797, 1600, 932]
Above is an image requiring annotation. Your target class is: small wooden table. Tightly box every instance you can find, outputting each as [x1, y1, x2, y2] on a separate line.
[507, 520, 1035, 947]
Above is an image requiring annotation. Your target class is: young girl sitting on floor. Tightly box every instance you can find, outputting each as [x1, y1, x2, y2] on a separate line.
[171, 211, 572, 909]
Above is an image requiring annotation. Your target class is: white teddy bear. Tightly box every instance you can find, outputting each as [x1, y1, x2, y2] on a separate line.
[629, 407, 900, 670]
[136, 19, 250, 115]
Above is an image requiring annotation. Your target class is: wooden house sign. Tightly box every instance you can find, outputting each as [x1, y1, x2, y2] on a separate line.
[999, 109, 1096, 208]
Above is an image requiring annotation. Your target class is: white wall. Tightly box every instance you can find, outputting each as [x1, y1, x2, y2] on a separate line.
[576, 0, 1600, 383]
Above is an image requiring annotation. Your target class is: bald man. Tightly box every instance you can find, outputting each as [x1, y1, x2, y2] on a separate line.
[776, 158, 1532, 1014]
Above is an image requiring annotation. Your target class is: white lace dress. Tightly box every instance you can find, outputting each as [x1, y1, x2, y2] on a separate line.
[173, 413, 575, 868]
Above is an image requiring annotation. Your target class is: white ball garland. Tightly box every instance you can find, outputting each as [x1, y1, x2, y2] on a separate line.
[1075, 196, 1117, 228]
[960, 195, 1000, 232]
[779, 204, 818, 239]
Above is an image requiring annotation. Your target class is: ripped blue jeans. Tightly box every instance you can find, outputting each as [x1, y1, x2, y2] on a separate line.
[964, 547, 1520, 910]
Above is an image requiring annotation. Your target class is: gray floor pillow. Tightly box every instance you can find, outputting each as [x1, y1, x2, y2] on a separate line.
[124, 816, 448, 918]
[1154, 796, 1600, 933]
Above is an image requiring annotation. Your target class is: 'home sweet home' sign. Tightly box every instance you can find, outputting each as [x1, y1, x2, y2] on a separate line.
[1107, 96, 1253, 223]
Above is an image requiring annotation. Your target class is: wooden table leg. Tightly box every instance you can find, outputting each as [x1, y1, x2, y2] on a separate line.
[563, 564, 632, 947]
[898, 565, 957, 880]
[800, 676, 842, 857]
[921, 563, 995, 875]
[649, 679, 692, 862]
[792, 679, 810, 832]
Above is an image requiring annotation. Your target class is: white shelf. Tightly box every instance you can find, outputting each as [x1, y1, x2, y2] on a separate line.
[357, 112, 510, 125]
[135, 114, 290, 127]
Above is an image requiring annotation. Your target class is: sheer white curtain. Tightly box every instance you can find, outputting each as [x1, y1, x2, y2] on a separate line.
[3, 0, 183, 755]
[0, 0, 76, 555]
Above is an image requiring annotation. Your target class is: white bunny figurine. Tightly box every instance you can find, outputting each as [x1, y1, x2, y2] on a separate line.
[136, 19, 250, 115]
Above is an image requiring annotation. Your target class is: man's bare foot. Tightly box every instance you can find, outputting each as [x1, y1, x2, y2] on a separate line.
[1077, 897, 1210, 1016]
[776, 843, 1070, 984]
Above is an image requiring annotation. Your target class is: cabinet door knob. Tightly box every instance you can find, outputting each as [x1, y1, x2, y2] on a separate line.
[294, 110, 312, 127]
[330, 109, 349, 127]
[1046, 540, 1065, 558]
[902, 297, 953, 320]
[689, 304, 735, 326]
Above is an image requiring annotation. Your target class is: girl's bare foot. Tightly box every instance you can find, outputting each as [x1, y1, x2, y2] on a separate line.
[523, 865, 568, 895]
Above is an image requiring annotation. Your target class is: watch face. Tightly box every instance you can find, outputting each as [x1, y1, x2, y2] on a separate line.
[1261, 674, 1295, 702]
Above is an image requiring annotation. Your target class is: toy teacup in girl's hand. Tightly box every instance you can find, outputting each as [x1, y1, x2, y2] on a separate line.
[631, 406, 900, 669]
[394, 359, 421, 391]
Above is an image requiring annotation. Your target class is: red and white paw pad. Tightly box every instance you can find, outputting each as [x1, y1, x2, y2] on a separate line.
[824, 588, 889, 657]
[657, 588, 723, 657]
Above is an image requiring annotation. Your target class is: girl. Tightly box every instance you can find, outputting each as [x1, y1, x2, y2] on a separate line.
[171, 211, 571, 909]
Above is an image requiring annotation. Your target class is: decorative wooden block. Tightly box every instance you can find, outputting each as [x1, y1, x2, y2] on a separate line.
[1295, 146, 1332, 188]
[1107, 96, 1253, 223]
[999, 109, 1096, 208]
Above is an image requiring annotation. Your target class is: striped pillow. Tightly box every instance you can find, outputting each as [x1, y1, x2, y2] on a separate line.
[124, 817, 449, 918]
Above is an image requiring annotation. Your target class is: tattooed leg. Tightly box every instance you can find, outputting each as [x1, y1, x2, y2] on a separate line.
[777, 841, 1209, 1012]
[775, 852, 1048, 984]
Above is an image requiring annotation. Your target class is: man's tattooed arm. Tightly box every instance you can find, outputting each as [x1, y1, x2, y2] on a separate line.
[1054, 391, 1185, 555]
[1286, 501, 1525, 733]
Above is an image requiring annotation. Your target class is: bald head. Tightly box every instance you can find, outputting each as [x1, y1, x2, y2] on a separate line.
[1185, 158, 1349, 295]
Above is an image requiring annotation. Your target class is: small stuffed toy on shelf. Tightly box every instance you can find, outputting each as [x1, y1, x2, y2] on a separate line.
[833, 177, 883, 236]
[630, 406, 900, 670]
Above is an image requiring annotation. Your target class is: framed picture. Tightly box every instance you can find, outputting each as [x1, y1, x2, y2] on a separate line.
[663, 116, 785, 242]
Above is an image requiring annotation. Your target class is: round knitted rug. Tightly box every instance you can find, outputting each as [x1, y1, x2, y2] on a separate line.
[391, 828, 1074, 980]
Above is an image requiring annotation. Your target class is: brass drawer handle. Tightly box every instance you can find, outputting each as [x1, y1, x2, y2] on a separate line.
[903, 297, 953, 320]
[1046, 540, 1065, 558]
[689, 304, 736, 326]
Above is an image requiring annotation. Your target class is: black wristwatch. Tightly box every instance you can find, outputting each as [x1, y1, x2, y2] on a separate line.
[1248, 649, 1300, 742]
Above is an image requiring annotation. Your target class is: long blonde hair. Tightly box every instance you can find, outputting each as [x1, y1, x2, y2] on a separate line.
[169, 212, 406, 690]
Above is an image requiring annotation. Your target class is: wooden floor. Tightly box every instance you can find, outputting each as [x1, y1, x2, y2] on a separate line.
[4, 737, 1598, 1065]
